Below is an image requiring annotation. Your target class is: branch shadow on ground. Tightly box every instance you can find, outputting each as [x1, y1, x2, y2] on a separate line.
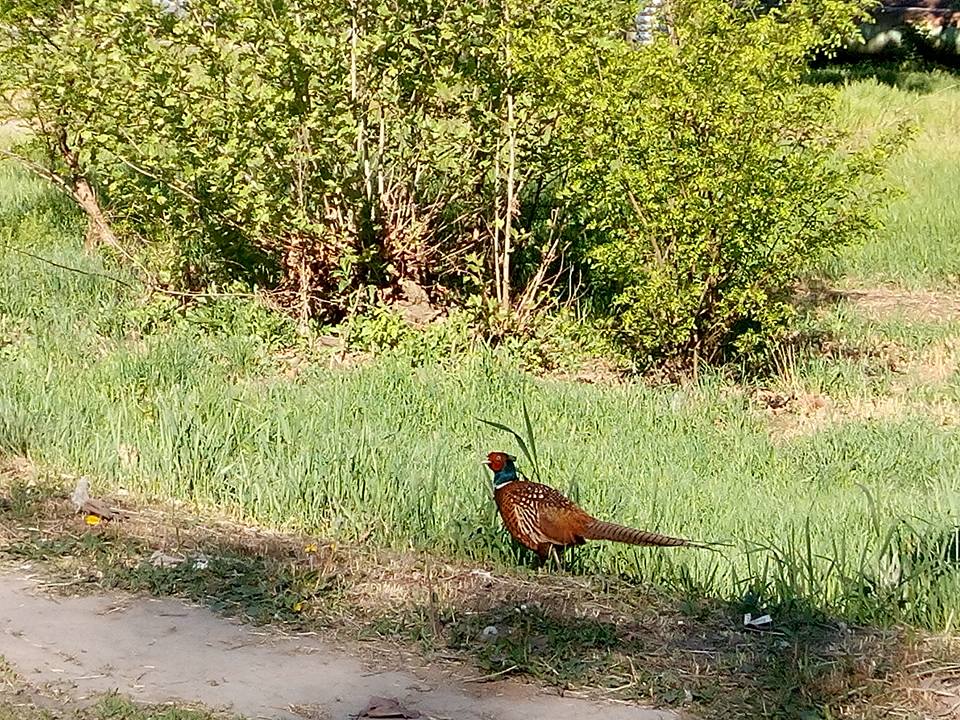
[445, 597, 901, 719]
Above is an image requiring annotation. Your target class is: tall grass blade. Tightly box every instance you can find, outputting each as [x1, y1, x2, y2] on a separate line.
[476, 416, 540, 480]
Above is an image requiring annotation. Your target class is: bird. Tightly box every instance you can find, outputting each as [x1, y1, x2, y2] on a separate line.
[484, 450, 707, 561]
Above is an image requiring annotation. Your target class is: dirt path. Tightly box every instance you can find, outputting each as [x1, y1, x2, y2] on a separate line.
[0, 571, 677, 720]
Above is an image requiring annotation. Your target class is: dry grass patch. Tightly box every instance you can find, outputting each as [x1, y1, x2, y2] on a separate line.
[755, 283, 960, 439]
[892, 339, 960, 389]
[756, 384, 960, 440]
[841, 286, 960, 324]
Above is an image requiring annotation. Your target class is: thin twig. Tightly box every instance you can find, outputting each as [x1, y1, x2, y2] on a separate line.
[1, 144, 145, 265]
[106, 149, 245, 236]
[151, 286, 267, 301]
[0, 241, 297, 305]
[0, 148, 73, 196]
[0, 241, 136, 289]
[463, 665, 519, 683]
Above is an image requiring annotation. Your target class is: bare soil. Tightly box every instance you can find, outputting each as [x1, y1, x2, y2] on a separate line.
[0, 571, 674, 720]
[798, 282, 960, 324]
[841, 286, 960, 323]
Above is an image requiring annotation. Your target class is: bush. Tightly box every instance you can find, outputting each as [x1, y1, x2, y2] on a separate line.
[539, 0, 910, 369]
[0, 0, 572, 323]
[0, 0, 908, 370]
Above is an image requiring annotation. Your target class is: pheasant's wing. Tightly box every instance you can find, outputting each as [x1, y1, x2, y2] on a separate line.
[536, 499, 591, 546]
[517, 482, 592, 547]
[497, 485, 553, 551]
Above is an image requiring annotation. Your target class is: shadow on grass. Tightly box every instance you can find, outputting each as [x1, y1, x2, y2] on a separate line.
[808, 56, 960, 93]
[446, 597, 903, 718]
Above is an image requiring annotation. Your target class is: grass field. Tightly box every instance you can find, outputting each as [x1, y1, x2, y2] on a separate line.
[1, 65, 959, 643]
[823, 63, 960, 285]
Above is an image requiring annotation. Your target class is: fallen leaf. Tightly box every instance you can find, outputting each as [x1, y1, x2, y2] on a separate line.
[359, 696, 421, 719]
[77, 493, 127, 522]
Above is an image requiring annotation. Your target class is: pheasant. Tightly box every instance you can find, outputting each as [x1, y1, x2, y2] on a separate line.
[484, 451, 705, 560]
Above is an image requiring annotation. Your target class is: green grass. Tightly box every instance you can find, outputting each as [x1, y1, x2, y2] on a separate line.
[0, 697, 225, 720]
[1, 65, 960, 636]
[1, 182, 959, 635]
[824, 63, 960, 286]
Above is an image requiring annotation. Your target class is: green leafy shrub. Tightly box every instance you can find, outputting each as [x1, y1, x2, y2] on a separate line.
[0, 0, 571, 322]
[546, 0, 910, 369]
[343, 306, 476, 363]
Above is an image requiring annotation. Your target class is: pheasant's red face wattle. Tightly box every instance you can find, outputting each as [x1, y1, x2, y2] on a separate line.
[486, 452, 508, 472]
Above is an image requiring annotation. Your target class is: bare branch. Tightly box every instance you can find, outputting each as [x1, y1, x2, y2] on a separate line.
[0, 148, 73, 196]
[0, 241, 136, 290]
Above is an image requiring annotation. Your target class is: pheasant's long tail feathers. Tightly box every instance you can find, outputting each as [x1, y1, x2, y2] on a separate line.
[581, 519, 705, 549]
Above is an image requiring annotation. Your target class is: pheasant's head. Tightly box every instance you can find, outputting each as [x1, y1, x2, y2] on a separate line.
[485, 451, 518, 488]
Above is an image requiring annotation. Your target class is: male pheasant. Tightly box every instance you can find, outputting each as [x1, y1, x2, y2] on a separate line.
[485, 451, 703, 560]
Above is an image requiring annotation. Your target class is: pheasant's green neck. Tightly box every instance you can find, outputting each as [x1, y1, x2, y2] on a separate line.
[493, 462, 519, 489]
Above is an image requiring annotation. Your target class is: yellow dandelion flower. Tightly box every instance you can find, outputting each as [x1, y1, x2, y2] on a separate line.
[84, 514, 101, 526]
[303, 543, 318, 553]
[292, 601, 304, 612]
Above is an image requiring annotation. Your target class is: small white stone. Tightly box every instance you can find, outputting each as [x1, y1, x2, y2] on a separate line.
[481, 625, 499, 639]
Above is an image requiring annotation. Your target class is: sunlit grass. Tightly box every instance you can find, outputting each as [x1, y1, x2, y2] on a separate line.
[826, 64, 960, 286]
[2, 224, 959, 631]
[1, 65, 959, 633]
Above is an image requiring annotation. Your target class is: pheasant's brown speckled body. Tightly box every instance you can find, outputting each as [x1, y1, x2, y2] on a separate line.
[486, 451, 698, 560]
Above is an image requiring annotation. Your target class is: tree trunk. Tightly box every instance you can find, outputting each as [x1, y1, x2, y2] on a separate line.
[54, 128, 119, 252]
[74, 175, 119, 251]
